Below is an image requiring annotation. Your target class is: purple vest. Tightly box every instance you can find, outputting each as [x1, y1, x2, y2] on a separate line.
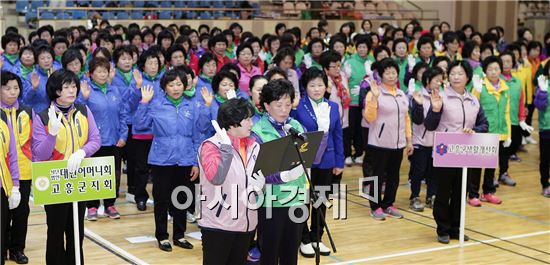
[436, 88, 481, 133]
[367, 87, 409, 149]
[412, 88, 435, 147]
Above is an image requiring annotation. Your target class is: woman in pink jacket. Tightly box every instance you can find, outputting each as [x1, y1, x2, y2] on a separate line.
[198, 98, 264, 265]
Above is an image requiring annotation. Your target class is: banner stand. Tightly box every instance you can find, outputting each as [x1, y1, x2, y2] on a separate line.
[73, 201, 81, 265]
[460, 167, 467, 247]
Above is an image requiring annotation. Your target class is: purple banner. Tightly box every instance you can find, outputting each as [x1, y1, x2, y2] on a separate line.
[433, 132, 499, 168]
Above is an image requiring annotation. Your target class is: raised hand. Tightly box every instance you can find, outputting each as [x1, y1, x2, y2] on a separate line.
[226, 89, 237, 100]
[211, 120, 231, 145]
[140, 85, 154, 103]
[369, 78, 380, 98]
[31, 71, 40, 90]
[472, 74, 483, 93]
[364, 60, 373, 77]
[537, 75, 548, 92]
[430, 88, 443, 112]
[47, 105, 62, 136]
[81, 79, 91, 99]
[133, 68, 143, 89]
[408, 78, 417, 95]
[407, 54, 416, 71]
[201, 86, 213, 107]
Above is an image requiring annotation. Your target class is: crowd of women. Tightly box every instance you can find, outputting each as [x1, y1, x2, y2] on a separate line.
[1, 18, 549, 265]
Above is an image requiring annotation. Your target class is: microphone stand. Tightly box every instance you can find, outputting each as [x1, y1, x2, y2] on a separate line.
[290, 134, 336, 265]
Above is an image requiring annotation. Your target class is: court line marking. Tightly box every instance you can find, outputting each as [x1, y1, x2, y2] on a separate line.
[326, 230, 550, 265]
[84, 228, 149, 265]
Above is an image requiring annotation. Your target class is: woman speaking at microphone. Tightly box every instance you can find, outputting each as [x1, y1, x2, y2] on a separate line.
[251, 79, 307, 265]
[424, 60, 488, 244]
[198, 98, 264, 265]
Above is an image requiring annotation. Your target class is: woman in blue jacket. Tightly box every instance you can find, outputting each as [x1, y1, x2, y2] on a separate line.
[127, 49, 163, 211]
[195, 52, 217, 95]
[292, 68, 344, 258]
[80, 57, 128, 221]
[134, 68, 199, 252]
[23, 45, 60, 112]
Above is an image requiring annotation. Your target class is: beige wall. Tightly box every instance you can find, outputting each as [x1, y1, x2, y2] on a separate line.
[454, 0, 518, 42]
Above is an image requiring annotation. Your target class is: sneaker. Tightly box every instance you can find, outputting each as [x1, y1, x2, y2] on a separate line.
[299, 243, 315, 258]
[525, 136, 537, 144]
[311, 242, 331, 256]
[409, 197, 425, 212]
[125, 192, 135, 204]
[522, 137, 527, 145]
[344, 157, 353, 166]
[542, 186, 550, 197]
[509, 154, 521, 162]
[370, 208, 386, 221]
[87, 207, 98, 221]
[247, 247, 261, 262]
[384, 206, 403, 218]
[354, 156, 363, 165]
[481, 193, 502, 204]
[105, 206, 121, 219]
[186, 212, 197, 223]
[468, 198, 481, 207]
[425, 195, 435, 209]
[499, 172, 517, 186]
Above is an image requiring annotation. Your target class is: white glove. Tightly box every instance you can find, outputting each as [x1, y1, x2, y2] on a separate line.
[377, 27, 385, 36]
[249, 170, 265, 190]
[434, 41, 443, 52]
[226, 89, 237, 100]
[537, 75, 548, 92]
[280, 165, 305, 182]
[343, 62, 352, 77]
[67, 149, 86, 174]
[472, 75, 483, 93]
[316, 102, 331, 133]
[519, 121, 534, 133]
[211, 120, 231, 145]
[47, 105, 62, 136]
[303, 54, 312, 69]
[350, 85, 360, 97]
[364, 60, 373, 77]
[407, 54, 416, 72]
[8, 186, 21, 210]
[408, 78, 416, 95]
[503, 138, 512, 148]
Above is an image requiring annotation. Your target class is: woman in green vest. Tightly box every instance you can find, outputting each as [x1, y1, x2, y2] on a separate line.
[470, 56, 511, 206]
[251, 79, 307, 265]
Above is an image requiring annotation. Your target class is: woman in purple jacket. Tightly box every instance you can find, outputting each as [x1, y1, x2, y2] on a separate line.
[424, 61, 488, 244]
[31, 69, 101, 264]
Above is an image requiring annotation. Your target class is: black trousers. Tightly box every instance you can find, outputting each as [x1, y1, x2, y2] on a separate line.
[151, 165, 190, 241]
[7, 180, 31, 252]
[87, 146, 121, 209]
[302, 168, 332, 244]
[44, 202, 86, 265]
[408, 146, 437, 199]
[524, 103, 535, 137]
[258, 207, 304, 265]
[344, 106, 364, 158]
[186, 178, 199, 215]
[1, 188, 9, 264]
[363, 146, 404, 210]
[467, 141, 503, 198]
[433, 167, 464, 236]
[134, 139, 152, 203]
[362, 127, 370, 150]
[125, 125, 136, 194]
[201, 229, 253, 265]
[540, 137, 550, 189]
[509, 125, 523, 156]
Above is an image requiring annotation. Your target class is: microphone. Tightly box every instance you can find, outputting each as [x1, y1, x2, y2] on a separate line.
[283, 124, 308, 141]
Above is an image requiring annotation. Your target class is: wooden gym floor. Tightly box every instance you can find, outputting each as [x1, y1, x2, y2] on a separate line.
[10, 132, 550, 264]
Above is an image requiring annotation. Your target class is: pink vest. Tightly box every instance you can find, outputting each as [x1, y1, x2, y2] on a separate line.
[436, 88, 481, 133]
[198, 134, 260, 233]
[367, 87, 409, 149]
[412, 88, 435, 147]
